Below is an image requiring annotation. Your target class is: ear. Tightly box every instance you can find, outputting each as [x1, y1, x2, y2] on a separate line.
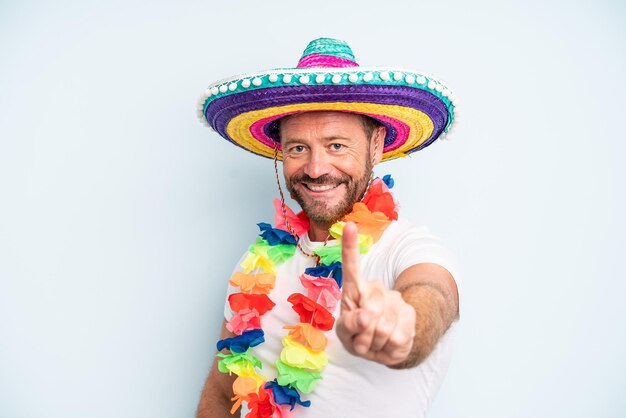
[370, 125, 386, 166]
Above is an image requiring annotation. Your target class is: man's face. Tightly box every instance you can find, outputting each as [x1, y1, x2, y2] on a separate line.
[280, 112, 382, 226]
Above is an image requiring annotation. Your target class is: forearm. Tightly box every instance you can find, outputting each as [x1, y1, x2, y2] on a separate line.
[196, 363, 239, 418]
[390, 280, 458, 369]
[197, 319, 241, 418]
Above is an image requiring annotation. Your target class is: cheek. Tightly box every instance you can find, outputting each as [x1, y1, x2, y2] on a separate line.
[282, 160, 301, 180]
[334, 157, 367, 179]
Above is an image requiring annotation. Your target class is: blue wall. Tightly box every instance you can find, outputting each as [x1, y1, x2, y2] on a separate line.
[1, 0, 625, 416]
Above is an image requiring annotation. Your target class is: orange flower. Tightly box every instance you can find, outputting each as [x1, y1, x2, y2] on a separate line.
[342, 202, 391, 242]
[229, 272, 276, 294]
[230, 375, 263, 414]
[283, 323, 328, 351]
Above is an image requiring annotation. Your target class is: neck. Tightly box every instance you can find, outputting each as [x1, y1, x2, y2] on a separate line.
[308, 221, 332, 242]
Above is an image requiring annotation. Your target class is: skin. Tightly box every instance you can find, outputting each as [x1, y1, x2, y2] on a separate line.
[196, 111, 459, 417]
[280, 112, 377, 240]
[337, 222, 459, 367]
[196, 320, 239, 418]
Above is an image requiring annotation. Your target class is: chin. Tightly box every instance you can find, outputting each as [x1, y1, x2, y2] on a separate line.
[288, 181, 362, 224]
[302, 199, 353, 225]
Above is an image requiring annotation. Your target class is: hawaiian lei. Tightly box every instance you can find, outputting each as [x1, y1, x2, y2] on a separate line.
[216, 175, 398, 417]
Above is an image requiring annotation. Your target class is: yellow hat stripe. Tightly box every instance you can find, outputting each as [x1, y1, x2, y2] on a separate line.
[225, 102, 434, 161]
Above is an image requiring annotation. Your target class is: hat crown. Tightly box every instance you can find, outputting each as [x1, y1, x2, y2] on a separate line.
[297, 38, 359, 68]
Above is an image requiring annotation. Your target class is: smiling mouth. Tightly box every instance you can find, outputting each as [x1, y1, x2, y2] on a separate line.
[303, 183, 339, 192]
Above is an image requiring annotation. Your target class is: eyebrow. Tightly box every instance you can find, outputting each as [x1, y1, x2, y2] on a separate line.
[322, 135, 353, 142]
[283, 135, 354, 144]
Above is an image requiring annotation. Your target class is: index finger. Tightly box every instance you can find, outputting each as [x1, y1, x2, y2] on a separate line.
[341, 221, 362, 309]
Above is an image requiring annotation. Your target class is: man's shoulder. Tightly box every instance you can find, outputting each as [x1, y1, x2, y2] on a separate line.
[380, 217, 434, 241]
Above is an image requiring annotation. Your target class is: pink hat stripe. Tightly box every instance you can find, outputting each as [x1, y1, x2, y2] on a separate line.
[248, 111, 410, 152]
[297, 53, 359, 68]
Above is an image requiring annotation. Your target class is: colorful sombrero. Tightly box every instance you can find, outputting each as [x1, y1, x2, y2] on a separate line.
[197, 38, 458, 162]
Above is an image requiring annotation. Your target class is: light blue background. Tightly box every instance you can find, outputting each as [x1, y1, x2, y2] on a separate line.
[1, 0, 624, 417]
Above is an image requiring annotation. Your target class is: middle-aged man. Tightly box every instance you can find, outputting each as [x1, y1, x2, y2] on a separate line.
[195, 38, 460, 418]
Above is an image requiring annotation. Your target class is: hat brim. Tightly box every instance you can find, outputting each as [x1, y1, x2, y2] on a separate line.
[199, 68, 456, 161]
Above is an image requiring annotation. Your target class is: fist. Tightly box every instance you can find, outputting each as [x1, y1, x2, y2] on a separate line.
[335, 222, 416, 366]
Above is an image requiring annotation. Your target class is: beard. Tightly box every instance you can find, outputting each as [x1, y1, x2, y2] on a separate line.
[285, 158, 372, 226]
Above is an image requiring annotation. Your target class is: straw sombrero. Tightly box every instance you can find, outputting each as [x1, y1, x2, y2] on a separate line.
[197, 38, 457, 162]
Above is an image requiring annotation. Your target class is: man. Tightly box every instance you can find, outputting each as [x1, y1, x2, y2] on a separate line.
[196, 38, 459, 417]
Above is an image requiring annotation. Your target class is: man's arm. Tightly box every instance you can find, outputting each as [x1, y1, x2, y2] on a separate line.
[196, 320, 239, 418]
[388, 262, 459, 368]
[336, 222, 459, 368]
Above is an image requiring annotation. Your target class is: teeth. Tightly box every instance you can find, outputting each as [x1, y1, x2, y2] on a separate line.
[307, 184, 336, 192]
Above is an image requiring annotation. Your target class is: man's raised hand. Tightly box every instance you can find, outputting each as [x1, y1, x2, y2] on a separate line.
[335, 222, 417, 366]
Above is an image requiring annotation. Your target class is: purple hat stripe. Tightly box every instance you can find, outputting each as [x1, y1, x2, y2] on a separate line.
[205, 85, 448, 150]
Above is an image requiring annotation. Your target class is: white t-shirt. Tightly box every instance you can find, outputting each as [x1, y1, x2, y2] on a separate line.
[223, 218, 458, 418]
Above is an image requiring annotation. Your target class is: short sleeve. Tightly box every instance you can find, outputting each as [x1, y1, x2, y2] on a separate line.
[386, 221, 458, 282]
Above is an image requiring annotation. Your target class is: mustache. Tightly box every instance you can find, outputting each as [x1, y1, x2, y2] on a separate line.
[290, 174, 349, 185]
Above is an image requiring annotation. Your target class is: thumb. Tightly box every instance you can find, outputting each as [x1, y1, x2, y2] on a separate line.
[341, 221, 361, 312]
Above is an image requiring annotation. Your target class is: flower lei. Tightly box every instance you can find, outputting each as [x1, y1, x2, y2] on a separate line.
[216, 175, 398, 417]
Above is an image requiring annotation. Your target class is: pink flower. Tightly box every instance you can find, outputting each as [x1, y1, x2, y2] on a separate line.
[226, 308, 261, 335]
[267, 389, 295, 418]
[273, 199, 309, 237]
[361, 178, 399, 221]
[299, 274, 341, 312]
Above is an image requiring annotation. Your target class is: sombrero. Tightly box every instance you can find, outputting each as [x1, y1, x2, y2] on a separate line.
[197, 38, 458, 162]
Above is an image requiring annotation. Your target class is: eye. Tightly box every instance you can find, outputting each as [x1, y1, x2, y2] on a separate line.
[330, 143, 343, 151]
[289, 145, 306, 153]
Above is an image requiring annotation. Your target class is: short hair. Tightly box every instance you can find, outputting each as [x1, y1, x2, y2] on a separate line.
[359, 114, 383, 139]
[271, 112, 383, 142]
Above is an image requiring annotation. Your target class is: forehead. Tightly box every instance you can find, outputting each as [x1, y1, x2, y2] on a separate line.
[279, 111, 367, 139]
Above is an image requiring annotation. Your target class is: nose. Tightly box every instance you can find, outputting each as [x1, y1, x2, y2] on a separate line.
[303, 147, 331, 179]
